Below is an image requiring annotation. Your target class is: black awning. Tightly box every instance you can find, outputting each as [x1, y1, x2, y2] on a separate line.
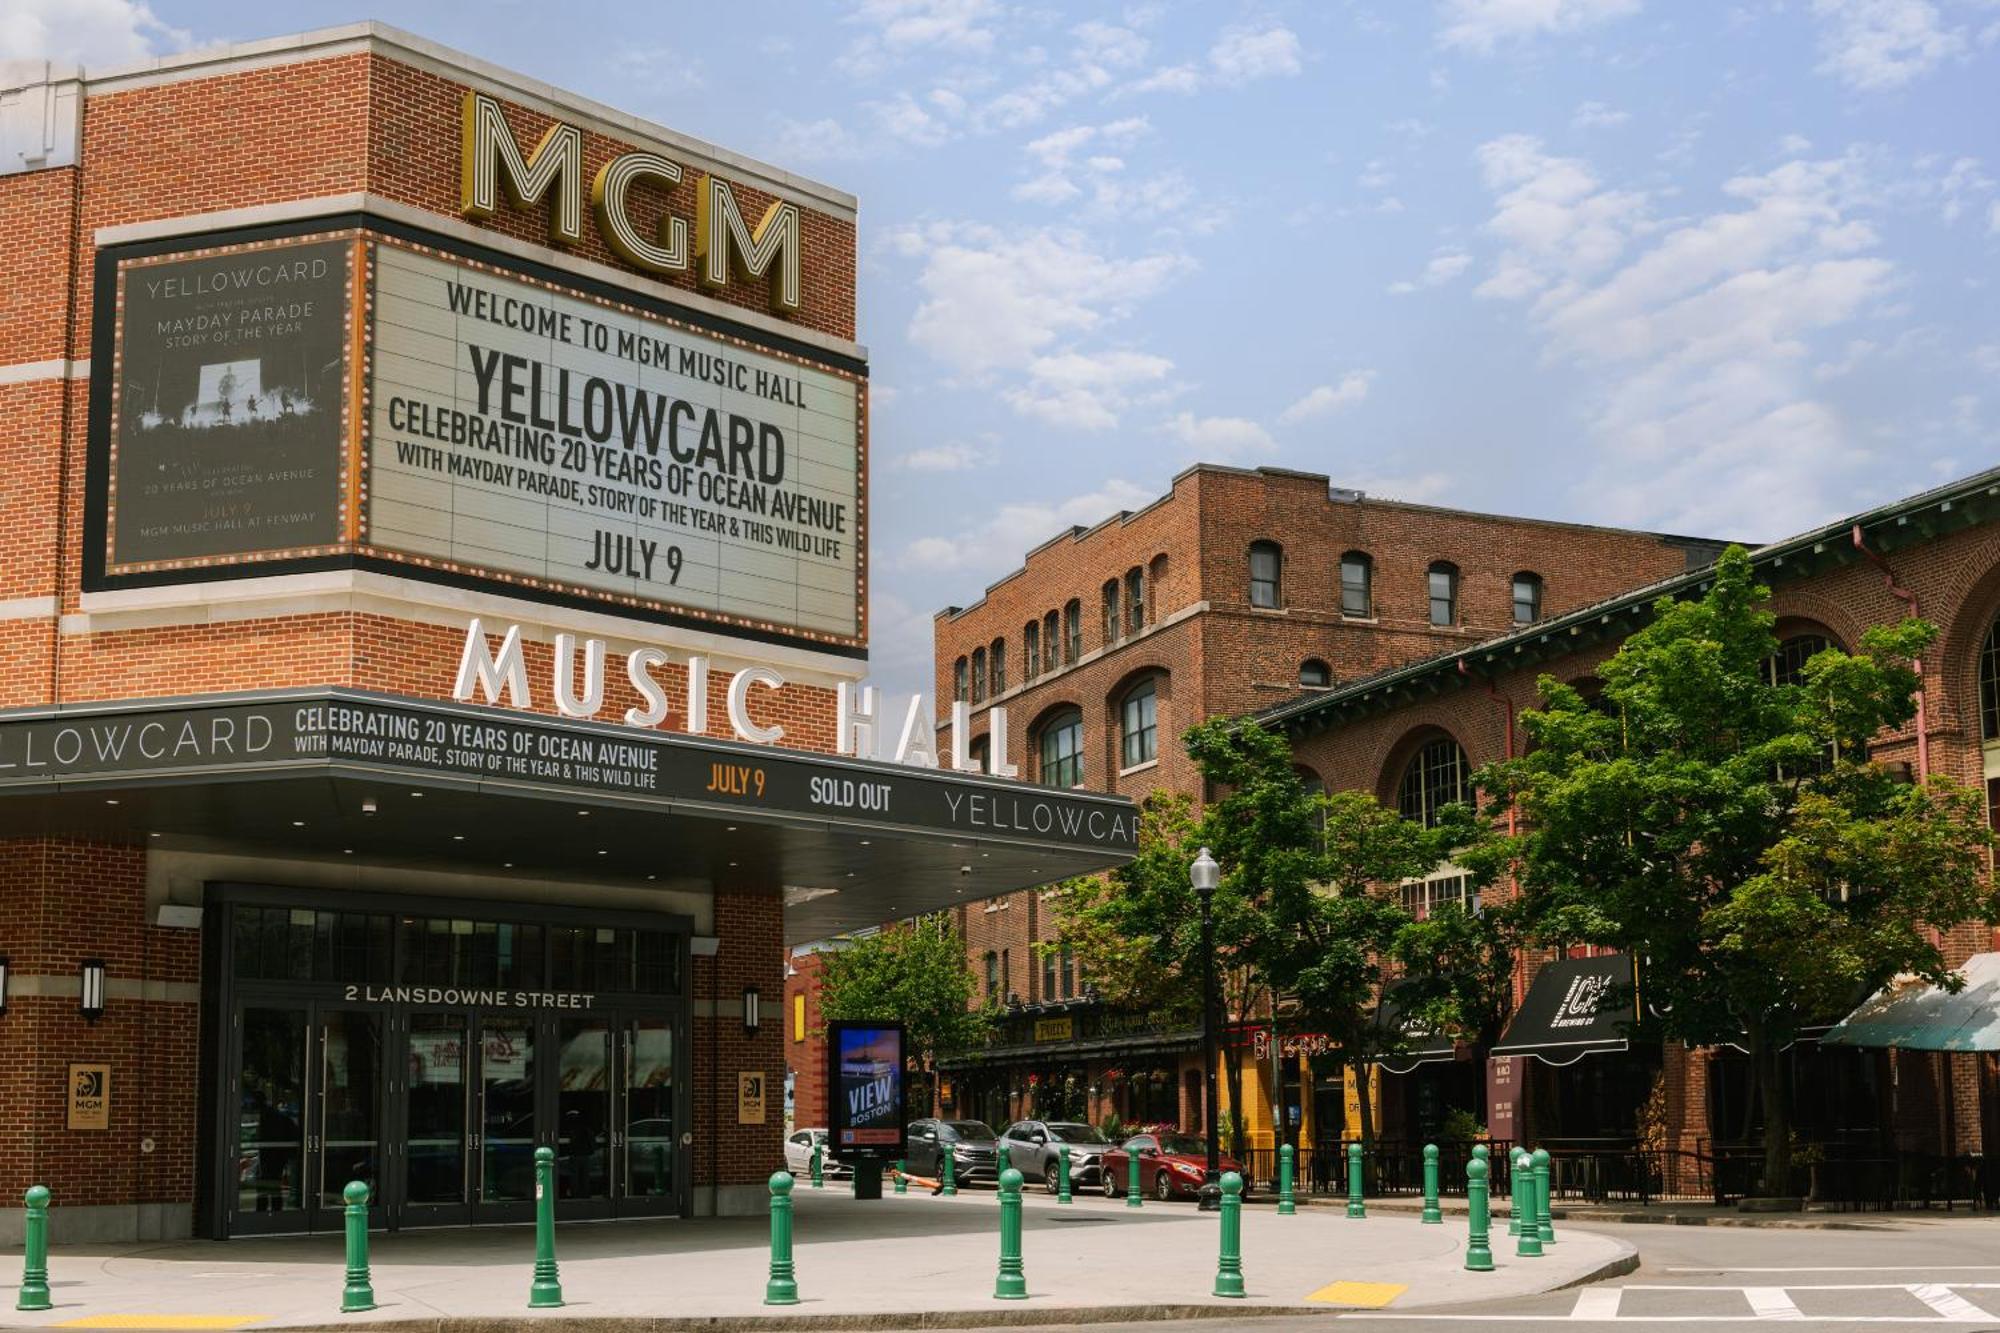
[1492, 953, 1637, 1066]
[1373, 986, 1459, 1074]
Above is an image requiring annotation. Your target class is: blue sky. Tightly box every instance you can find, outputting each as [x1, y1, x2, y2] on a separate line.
[11, 0, 1999, 699]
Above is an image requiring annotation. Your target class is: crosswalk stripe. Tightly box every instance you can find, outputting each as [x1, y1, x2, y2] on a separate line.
[1570, 1288, 1623, 1320]
[1743, 1289, 1805, 1321]
[1907, 1285, 1996, 1322]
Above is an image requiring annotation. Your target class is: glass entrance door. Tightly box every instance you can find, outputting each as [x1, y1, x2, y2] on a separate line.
[620, 1016, 678, 1215]
[227, 1004, 383, 1235]
[401, 1011, 472, 1227]
[555, 1018, 613, 1217]
[473, 1015, 538, 1222]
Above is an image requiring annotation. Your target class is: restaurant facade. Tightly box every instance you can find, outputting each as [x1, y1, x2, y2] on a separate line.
[0, 26, 1135, 1243]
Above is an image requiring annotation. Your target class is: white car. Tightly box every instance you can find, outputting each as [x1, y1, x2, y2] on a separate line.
[783, 1128, 850, 1178]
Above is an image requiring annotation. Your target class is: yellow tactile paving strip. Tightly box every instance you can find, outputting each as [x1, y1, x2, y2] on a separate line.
[56, 1317, 266, 1329]
[1306, 1279, 1407, 1307]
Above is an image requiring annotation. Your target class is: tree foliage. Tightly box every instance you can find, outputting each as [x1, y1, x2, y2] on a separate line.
[1475, 546, 1998, 1187]
[815, 917, 991, 1066]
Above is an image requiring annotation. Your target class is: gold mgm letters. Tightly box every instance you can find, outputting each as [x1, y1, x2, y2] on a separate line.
[459, 91, 803, 314]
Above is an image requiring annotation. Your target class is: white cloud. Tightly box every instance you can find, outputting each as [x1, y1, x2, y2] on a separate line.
[872, 91, 956, 147]
[0, 0, 190, 65]
[1991, 200, 2000, 232]
[1006, 349, 1175, 431]
[1809, 0, 1967, 90]
[1280, 372, 1377, 424]
[900, 478, 1158, 574]
[1437, 0, 1641, 54]
[1209, 22, 1305, 81]
[1467, 137, 1901, 534]
[894, 441, 991, 472]
[1389, 249, 1473, 293]
[768, 117, 864, 164]
[1571, 99, 1630, 130]
[1161, 411, 1276, 461]
[1124, 62, 1203, 95]
[838, 0, 1000, 76]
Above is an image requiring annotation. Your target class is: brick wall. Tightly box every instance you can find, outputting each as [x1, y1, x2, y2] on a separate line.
[691, 891, 787, 1199]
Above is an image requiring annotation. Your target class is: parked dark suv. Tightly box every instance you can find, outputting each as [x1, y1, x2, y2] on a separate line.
[997, 1119, 1110, 1192]
[904, 1118, 1000, 1186]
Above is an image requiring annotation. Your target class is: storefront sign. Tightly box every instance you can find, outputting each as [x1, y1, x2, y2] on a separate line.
[1032, 1017, 1074, 1043]
[67, 1063, 110, 1130]
[737, 1071, 767, 1125]
[0, 690, 1138, 853]
[827, 1020, 904, 1157]
[341, 984, 596, 1009]
[459, 92, 804, 314]
[1485, 1055, 1516, 1142]
[370, 241, 859, 640]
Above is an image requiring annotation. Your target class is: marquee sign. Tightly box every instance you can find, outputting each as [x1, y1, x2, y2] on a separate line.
[92, 223, 866, 650]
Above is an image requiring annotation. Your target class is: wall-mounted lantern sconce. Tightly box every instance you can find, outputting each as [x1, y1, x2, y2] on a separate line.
[79, 959, 106, 1023]
[742, 984, 761, 1037]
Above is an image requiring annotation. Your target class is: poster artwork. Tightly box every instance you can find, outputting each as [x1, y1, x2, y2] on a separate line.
[827, 1022, 903, 1153]
[109, 236, 351, 568]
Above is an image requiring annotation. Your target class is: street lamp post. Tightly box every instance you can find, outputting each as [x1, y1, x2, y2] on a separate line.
[1192, 847, 1222, 1213]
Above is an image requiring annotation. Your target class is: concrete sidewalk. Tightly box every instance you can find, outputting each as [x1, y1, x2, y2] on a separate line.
[0, 1187, 1633, 1329]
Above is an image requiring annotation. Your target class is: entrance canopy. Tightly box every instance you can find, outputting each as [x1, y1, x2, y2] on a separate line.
[1821, 954, 2000, 1052]
[1492, 954, 1636, 1067]
[0, 689, 1137, 943]
[1373, 986, 1459, 1075]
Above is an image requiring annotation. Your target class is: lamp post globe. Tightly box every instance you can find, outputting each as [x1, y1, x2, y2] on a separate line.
[1192, 846, 1223, 1212]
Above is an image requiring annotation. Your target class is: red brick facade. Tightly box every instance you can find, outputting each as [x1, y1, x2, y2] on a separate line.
[0, 26, 861, 1237]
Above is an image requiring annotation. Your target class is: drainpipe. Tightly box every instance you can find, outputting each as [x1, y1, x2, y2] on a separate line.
[1850, 524, 1928, 782]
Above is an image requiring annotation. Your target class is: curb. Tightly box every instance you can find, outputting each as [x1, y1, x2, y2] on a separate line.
[1341, 1199, 1917, 1231]
[222, 1308, 1337, 1332]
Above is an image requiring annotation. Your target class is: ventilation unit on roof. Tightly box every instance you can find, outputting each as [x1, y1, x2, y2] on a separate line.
[1329, 487, 1366, 504]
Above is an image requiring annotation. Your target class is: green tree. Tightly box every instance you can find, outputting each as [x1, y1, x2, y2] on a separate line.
[1475, 546, 1997, 1192]
[816, 918, 991, 1080]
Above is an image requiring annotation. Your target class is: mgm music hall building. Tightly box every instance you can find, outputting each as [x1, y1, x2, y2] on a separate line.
[0, 27, 1133, 1243]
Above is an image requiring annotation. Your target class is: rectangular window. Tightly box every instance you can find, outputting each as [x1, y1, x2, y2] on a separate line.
[1064, 603, 1081, 664]
[1023, 622, 1040, 681]
[1250, 544, 1281, 608]
[1126, 568, 1145, 632]
[953, 657, 968, 701]
[990, 640, 1006, 694]
[1044, 612, 1060, 672]
[1121, 684, 1158, 769]
[985, 951, 999, 998]
[1060, 948, 1075, 999]
[1513, 575, 1542, 625]
[1041, 950, 1056, 1000]
[971, 649, 987, 703]
[1428, 567, 1457, 626]
[1103, 582, 1120, 644]
[1340, 556, 1371, 618]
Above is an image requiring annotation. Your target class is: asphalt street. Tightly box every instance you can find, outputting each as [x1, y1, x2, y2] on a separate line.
[995, 1217, 2000, 1330]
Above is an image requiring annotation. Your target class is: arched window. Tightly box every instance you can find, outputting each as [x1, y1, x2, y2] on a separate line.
[1125, 566, 1145, 633]
[1043, 611, 1060, 672]
[1039, 708, 1085, 788]
[1428, 561, 1459, 627]
[1340, 551, 1373, 618]
[1982, 618, 1999, 742]
[1299, 659, 1332, 688]
[970, 647, 987, 703]
[990, 637, 1007, 694]
[1512, 571, 1543, 625]
[1102, 579, 1121, 644]
[1249, 541, 1283, 609]
[1063, 599, 1082, 664]
[1023, 620, 1041, 681]
[953, 656, 969, 702]
[1120, 677, 1159, 769]
[1397, 736, 1468, 827]
[1764, 634, 1834, 687]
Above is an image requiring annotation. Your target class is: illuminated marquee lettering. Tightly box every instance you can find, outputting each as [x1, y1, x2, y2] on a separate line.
[459, 93, 804, 315]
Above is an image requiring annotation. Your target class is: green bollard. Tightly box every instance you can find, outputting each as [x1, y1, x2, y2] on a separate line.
[810, 1141, 824, 1189]
[1508, 1149, 1527, 1236]
[1213, 1171, 1246, 1298]
[894, 1159, 908, 1195]
[1464, 1158, 1494, 1272]
[1346, 1141, 1366, 1218]
[16, 1185, 51, 1312]
[1421, 1144, 1443, 1225]
[1057, 1147, 1072, 1205]
[994, 1167, 1027, 1300]
[765, 1171, 800, 1305]
[998, 1143, 1011, 1176]
[1125, 1145, 1143, 1208]
[529, 1145, 565, 1307]
[941, 1144, 958, 1197]
[1533, 1148, 1556, 1245]
[1513, 1150, 1543, 1260]
[1277, 1144, 1296, 1216]
[341, 1180, 375, 1313]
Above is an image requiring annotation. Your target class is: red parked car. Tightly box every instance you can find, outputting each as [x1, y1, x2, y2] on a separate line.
[1099, 1132, 1250, 1202]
